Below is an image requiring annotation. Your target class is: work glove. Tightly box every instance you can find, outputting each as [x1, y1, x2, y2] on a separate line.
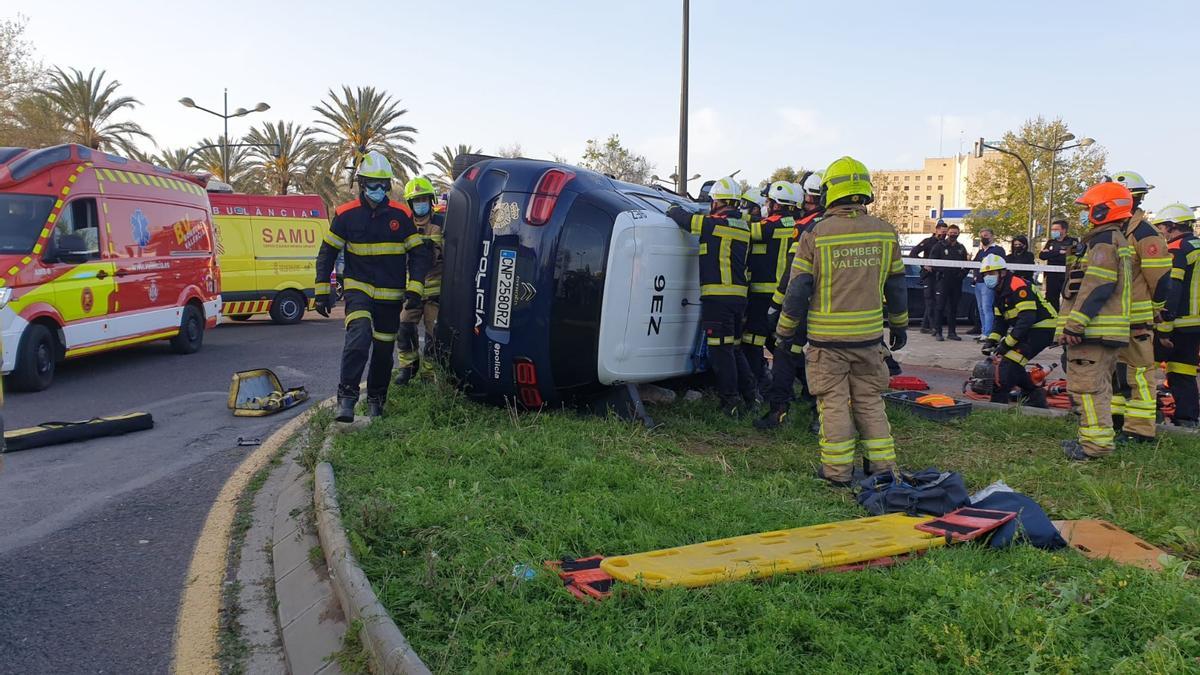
[314, 293, 332, 318]
[980, 339, 997, 356]
[403, 291, 423, 312]
[766, 304, 781, 334]
[888, 326, 907, 352]
[994, 341, 1011, 357]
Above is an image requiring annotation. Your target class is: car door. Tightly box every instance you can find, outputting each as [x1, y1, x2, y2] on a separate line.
[47, 197, 117, 350]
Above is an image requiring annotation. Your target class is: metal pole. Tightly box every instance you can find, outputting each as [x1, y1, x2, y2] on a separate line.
[983, 142, 1035, 240]
[1045, 140, 1058, 240]
[223, 88, 230, 182]
[677, 0, 689, 196]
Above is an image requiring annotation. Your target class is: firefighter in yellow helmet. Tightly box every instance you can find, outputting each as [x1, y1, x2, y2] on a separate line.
[1105, 171, 1172, 443]
[395, 176, 444, 385]
[314, 151, 431, 421]
[775, 157, 909, 487]
[1057, 181, 1134, 460]
[666, 176, 758, 416]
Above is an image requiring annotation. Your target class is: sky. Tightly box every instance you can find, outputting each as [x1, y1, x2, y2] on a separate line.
[13, 0, 1200, 210]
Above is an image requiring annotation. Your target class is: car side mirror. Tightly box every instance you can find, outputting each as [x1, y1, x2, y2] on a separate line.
[53, 234, 92, 264]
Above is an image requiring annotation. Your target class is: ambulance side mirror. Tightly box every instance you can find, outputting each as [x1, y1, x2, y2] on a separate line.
[51, 234, 92, 264]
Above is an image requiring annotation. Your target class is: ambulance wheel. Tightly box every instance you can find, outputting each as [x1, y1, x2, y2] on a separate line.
[11, 323, 57, 392]
[229, 314, 253, 322]
[269, 290, 305, 325]
[171, 304, 205, 354]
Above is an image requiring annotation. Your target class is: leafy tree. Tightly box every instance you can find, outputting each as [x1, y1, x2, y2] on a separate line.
[312, 86, 419, 186]
[427, 143, 482, 192]
[1, 93, 67, 148]
[496, 143, 524, 158]
[0, 15, 50, 145]
[767, 166, 800, 183]
[245, 120, 318, 195]
[869, 172, 909, 227]
[37, 67, 153, 154]
[297, 152, 355, 208]
[579, 134, 653, 184]
[966, 116, 1107, 241]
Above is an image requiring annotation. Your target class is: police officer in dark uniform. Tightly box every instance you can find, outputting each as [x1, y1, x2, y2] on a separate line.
[1039, 217, 1077, 310]
[314, 151, 431, 422]
[911, 219, 948, 333]
[667, 176, 757, 416]
[930, 224, 969, 341]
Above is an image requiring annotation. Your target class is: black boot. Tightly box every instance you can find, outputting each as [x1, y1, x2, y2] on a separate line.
[1025, 387, 1049, 409]
[394, 366, 415, 386]
[335, 396, 356, 423]
[754, 404, 789, 430]
[366, 396, 385, 418]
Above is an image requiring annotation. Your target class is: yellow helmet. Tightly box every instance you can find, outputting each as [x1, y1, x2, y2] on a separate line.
[356, 150, 394, 180]
[979, 253, 1007, 274]
[1151, 202, 1195, 225]
[708, 176, 741, 202]
[821, 156, 873, 206]
[740, 187, 766, 209]
[404, 176, 436, 202]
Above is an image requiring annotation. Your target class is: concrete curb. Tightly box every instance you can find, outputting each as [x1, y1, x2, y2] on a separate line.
[314, 420, 431, 675]
[963, 398, 1200, 437]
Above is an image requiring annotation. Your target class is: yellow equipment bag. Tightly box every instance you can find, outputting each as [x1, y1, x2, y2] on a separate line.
[600, 513, 945, 588]
[228, 369, 309, 417]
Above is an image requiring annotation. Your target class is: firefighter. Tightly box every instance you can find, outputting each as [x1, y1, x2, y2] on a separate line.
[979, 254, 1057, 408]
[395, 176, 444, 385]
[740, 186, 766, 221]
[314, 151, 431, 422]
[666, 177, 757, 416]
[743, 181, 801, 391]
[1106, 171, 1172, 443]
[1152, 203, 1200, 427]
[775, 157, 908, 486]
[756, 172, 825, 430]
[1057, 182, 1133, 460]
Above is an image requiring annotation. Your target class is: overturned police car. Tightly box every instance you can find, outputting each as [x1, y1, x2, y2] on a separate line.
[437, 156, 707, 409]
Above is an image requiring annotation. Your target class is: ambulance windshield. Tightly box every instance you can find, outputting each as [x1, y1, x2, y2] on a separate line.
[0, 194, 54, 254]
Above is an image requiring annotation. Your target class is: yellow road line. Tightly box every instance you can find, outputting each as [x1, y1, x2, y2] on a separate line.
[171, 404, 322, 674]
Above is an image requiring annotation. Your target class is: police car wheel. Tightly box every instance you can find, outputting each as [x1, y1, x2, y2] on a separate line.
[269, 290, 305, 325]
[170, 304, 205, 355]
[11, 323, 56, 392]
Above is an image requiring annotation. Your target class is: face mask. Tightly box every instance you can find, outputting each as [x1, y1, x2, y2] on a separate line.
[364, 186, 387, 204]
[1051, 230, 1063, 240]
[413, 202, 431, 217]
[981, 236, 992, 245]
[1014, 244, 1025, 252]
[983, 275, 1000, 289]
[1079, 211, 1090, 227]
[947, 235, 959, 243]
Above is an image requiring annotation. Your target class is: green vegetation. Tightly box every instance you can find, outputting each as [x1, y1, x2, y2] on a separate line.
[331, 379, 1200, 672]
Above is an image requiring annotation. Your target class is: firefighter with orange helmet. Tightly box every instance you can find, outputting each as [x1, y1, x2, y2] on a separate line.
[1057, 181, 1133, 460]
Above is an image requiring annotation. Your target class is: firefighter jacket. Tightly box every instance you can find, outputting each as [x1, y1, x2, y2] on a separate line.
[1159, 233, 1200, 334]
[988, 273, 1057, 364]
[411, 211, 445, 299]
[666, 205, 750, 302]
[748, 213, 796, 295]
[777, 204, 908, 348]
[771, 209, 824, 306]
[315, 196, 431, 301]
[1057, 222, 1131, 346]
[1123, 209, 1173, 327]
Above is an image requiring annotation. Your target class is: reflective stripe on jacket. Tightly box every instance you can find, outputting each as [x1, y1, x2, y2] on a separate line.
[1057, 223, 1131, 345]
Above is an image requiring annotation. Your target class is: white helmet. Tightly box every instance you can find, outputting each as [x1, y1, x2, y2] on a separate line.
[1108, 170, 1153, 194]
[767, 180, 802, 206]
[801, 170, 823, 197]
[1151, 202, 1196, 225]
[356, 150, 395, 180]
[740, 186, 766, 208]
[708, 176, 741, 202]
[979, 253, 1007, 274]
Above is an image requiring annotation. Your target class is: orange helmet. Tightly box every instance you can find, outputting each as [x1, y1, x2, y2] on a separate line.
[1075, 182, 1134, 226]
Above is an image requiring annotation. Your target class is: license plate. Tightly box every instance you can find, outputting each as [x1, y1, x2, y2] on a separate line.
[492, 249, 516, 329]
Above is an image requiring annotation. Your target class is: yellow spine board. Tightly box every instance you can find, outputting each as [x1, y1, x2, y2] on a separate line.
[600, 513, 944, 588]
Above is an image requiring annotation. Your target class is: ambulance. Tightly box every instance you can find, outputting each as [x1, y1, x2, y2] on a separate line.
[208, 192, 328, 324]
[0, 144, 221, 391]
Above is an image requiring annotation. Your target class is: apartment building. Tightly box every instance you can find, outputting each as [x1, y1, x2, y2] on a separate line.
[874, 152, 996, 233]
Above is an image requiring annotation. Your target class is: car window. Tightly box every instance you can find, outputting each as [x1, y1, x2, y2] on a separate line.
[52, 198, 101, 258]
[0, 194, 54, 254]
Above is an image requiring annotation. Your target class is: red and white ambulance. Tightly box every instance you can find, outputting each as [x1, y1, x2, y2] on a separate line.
[0, 144, 221, 391]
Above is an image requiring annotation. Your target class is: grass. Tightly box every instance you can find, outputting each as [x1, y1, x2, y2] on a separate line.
[328, 377, 1200, 673]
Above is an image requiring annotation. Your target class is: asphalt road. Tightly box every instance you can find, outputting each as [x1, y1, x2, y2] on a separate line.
[0, 312, 346, 674]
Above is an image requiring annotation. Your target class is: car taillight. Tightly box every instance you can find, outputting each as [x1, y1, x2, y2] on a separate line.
[525, 169, 574, 226]
[513, 357, 544, 409]
[465, 166, 480, 181]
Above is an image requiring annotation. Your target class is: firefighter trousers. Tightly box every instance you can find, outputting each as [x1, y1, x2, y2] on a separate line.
[989, 329, 1053, 407]
[702, 299, 757, 407]
[741, 294, 773, 387]
[1113, 329, 1157, 438]
[397, 300, 440, 368]
[806, 343, 897, 481]
[1066, 342, 1120, 456]
[1162, 331, 1200, 424]
[339, 290, 401, 400]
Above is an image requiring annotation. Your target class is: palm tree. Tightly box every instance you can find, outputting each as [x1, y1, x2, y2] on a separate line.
[244, 121, 318, 195]
[427, 144, 482, 192]
[37, 67, 153, 155]
[312, 86, 419, 185]
[191, 136, 258, 191]
[150, 147, 193, 171]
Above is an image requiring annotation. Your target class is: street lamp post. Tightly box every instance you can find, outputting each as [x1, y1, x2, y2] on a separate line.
[975, 138, 1036, 240]
[179, 89, 270, 181]
[181, 142, 280, 174]
[677, 0, 689, 196]
[1017, 134, 1095, 237]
